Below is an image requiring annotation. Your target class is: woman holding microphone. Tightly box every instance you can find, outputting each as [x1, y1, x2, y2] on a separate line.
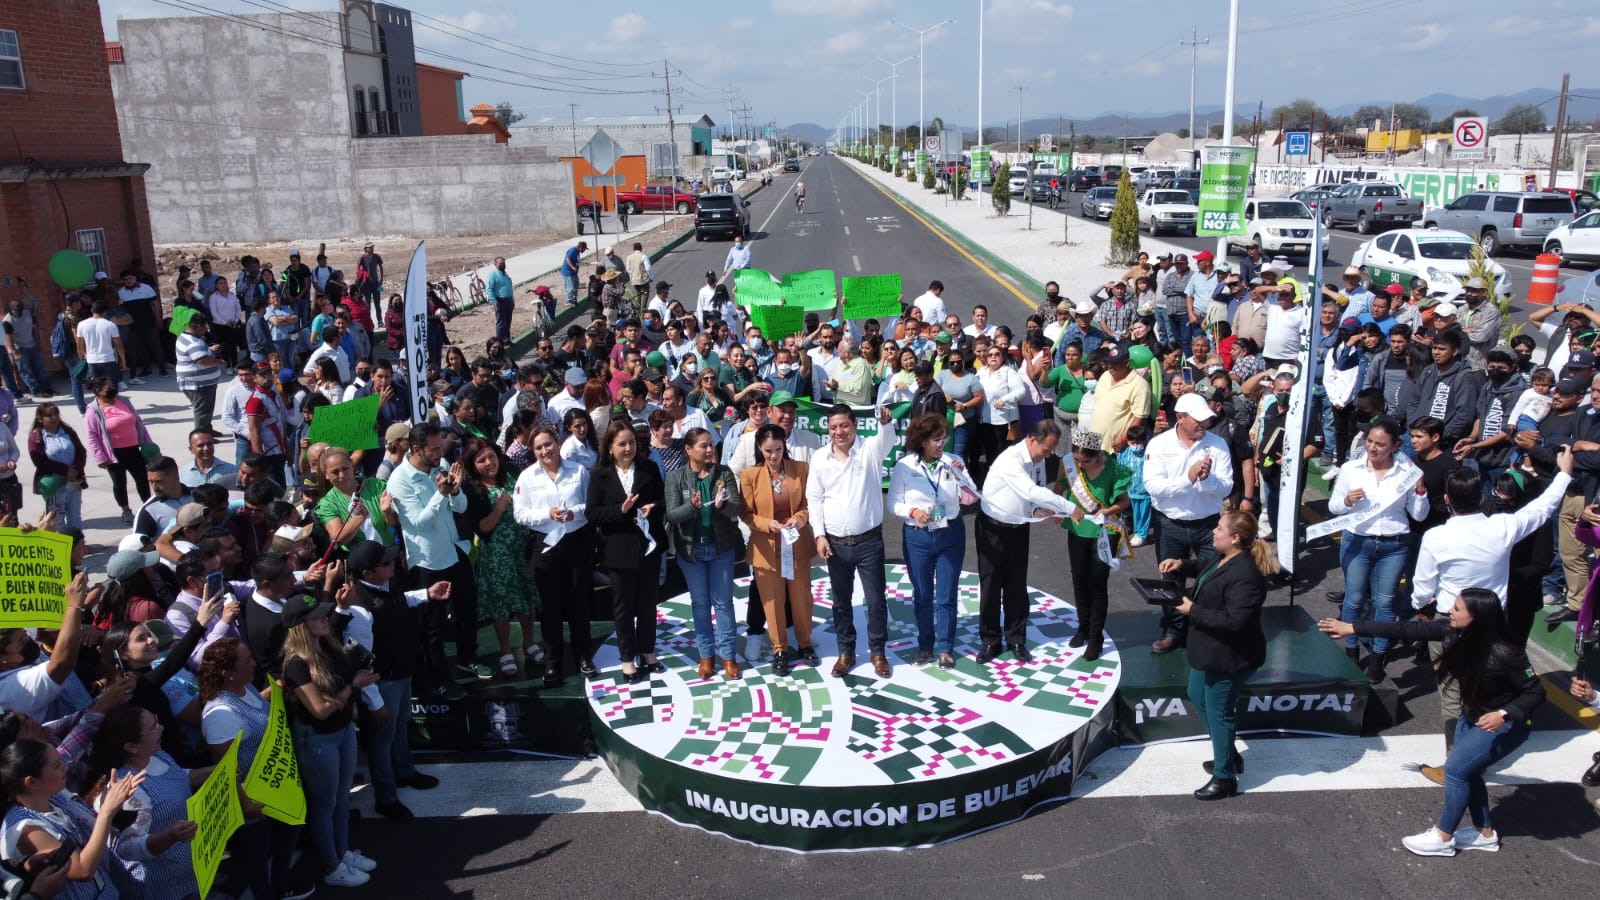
[887, 414, 977, 670]
[513, 426, 595, 687]
[587, 421, 668, 683]
[738, 424, 818, 677]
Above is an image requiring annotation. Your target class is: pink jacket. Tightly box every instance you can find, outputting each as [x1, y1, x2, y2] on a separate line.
[83, 398, 153, 466]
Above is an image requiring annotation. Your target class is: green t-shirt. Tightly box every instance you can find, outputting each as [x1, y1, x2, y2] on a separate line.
[1056, 457, 1133, 539]
[1044, 364, 1088, 414]
[315, 481, 393, 549]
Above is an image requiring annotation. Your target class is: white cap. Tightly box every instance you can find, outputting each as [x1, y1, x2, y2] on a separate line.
[1274, 363, 1299, 378]
[1174, 392, 1216, 422]
[1433, 302, 1458, 318]
[117, 534, 152, 552]
[1073, 299, 1097, 316]
[1343, 266, 1362, 276]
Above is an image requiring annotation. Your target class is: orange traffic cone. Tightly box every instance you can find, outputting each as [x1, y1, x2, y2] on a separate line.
[1528, 253, 1561, 304]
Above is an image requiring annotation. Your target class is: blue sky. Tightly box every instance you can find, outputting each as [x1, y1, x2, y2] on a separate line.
[100, 0, 1600, 131]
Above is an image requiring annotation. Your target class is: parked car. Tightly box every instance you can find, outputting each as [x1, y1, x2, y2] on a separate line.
[1134, 168, 1176, 194]
[1066, 167, 1102, 192]
[1007, 168, 1030, 196]
[1234, 198, 1328, 260]
[1320, 181, 1422, 234]
[1290, 188, 1337, 211]
[617, 185, 698, 215]
[1554, 269, 1600, 307]
[1544, 209, 1600, 265]
[1079, 186, 1118, 219]
[783, 158, 800, 172]
[694, 192, 750, 241]
[1026, 173, 1060, 203]
[1101, 165, 1124, 183]
[1137, 189, 1199, 235]
[1544, 186, 1599, 215]
[1422, 191, 1576, 256]
[1350, 228, 1512, 302]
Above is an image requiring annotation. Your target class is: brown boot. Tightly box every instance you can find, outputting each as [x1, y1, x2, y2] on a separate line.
[871, 653, 891, 678]
[831, 652, 855, 678]
[697, 657, 714, 679]
[722, 658, 741, 680]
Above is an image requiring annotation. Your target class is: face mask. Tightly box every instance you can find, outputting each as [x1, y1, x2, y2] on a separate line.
[750, 338, 765, 350]
[1083, 379, 1098, 390]
[18, 640, 40, 666]
[684, 364, 698, 376]
[1486, 368, 1510, 385]
[777, 363, 794, 376]
[1274, 392, 1291, 405]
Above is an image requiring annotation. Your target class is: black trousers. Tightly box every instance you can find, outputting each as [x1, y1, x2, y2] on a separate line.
[1155, 511, 1219, 638]
[969, 423, 1010, 488]
[609, 558, 661, 660]
[105, 443, 152, 511]
[976, 512, 1031, 647]
[411, 550, 479, 688]
[1066, 529, 1116, 650]
[534, 526, 596, 663]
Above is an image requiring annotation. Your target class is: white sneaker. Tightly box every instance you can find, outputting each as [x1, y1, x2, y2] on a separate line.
[1259, 519, 1274, 539]
[323, 861, 370, 887]
[1129, 535, 1146, 548]
[342, 850, 378, 872]
[117, 381, 129, 391]
[1453, 828, 1500, 852]
[127, 377, 147, 385]
[1401, 827, 1456, 857]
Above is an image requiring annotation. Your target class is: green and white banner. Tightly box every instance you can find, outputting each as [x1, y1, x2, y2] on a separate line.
[1197, 145, 1257, 235]
[970, 147, 992, 186]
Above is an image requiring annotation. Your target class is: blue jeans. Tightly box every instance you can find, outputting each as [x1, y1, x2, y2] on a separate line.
[950, 418, 976, 460]
[63, 356, 86, 413]
[229, 816, 298, 900]
[273, 339, 296, 366]
[1339, 532, 1409, 653]
[13, 346, 46, 394]
[292, 723, 356, 872]
[1314, 386, 1335, 459]
[903, 520, 964, 654]
[826, 532, 888, 655]
[563, 271, 580, 306]
[0, 354, 20, 395]
[1165, 311, 1192, 348]
[366, 677, 417, 804]
[1439, 714, 1531, 834]
[1188, 666, 1253, 780]
[87, 360, 120, 387]
[679, 543, 736, 660]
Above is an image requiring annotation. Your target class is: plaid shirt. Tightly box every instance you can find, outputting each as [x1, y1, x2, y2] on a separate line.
[1095, 295, 1138, 338]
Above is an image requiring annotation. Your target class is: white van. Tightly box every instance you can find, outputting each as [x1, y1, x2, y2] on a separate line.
[711, 166, 732, 181]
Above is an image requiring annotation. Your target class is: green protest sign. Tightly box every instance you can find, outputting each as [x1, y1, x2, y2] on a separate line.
[0, 528, 72, 628]
[750, 304, 808, 341]
[780, 270, 838, 312]
[841, 274, 903, 320]
[306, 394, 382, 452]
[189, 735, 244, 899]
[734, 269, 784, 307]
[1197, 144, 1257, 235]
[244, 684, 307, 826]
[168, 305, 200, 336]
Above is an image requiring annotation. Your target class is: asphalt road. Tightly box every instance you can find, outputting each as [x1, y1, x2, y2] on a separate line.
[347, 156, 1599, 896]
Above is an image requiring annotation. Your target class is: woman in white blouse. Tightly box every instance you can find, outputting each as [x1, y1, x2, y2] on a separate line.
[887, 414, 978, 670]
[512, 426, 595, 686]
[973, 344, 1025, 486]
[1326, 417, 1430, 684]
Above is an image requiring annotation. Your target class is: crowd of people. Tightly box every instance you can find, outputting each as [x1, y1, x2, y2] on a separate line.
[0, 232, 1593, 899]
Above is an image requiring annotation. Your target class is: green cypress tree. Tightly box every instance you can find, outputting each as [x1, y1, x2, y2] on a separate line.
[1109, 169, 1140, 263]
[992, 162, 1011, 215]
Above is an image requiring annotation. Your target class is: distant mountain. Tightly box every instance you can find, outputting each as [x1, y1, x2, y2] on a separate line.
[783, 123, 831, 144]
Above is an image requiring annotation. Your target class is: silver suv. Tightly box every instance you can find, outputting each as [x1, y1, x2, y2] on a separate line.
[1421, 191, 1576, 256]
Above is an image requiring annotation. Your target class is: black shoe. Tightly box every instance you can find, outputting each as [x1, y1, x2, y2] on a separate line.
[1345, 646, 1361, 664]
[1084, 642, 1103, 661]
[1193, 777, 1238, 801]
[279, 881, 317, 900]
[431, 683, 466, 701]
[1365, 652, 1387, 684]
[937, 653, 956, 670]
[1326, 591, 1344, 605]
[542, 668, 563, 688]
[798, 647, 821, 666]
[772, 650, 791, 677]
[1582, 754, 1600, 787]
[374, 799, 414, 821]
[1009, 643, 1032, 663]
[1068, 631, 1087, 648]
[1202, 751, 1245, 776]
[976, 643, 1002, 664]
[914, 649, 933, 666]
[578, 658, 599, 678]
[1547, 607, 1579, 625]
[400, 772, 439, 790]
[643, 658, 667, 675]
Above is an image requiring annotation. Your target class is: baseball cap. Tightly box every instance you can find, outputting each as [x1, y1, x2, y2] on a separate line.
[94, 271, 109, 280]
[1556, 377, 1586, 396]
[1383, 283, 1405, 296]
[1194, 250, 1214, 262]
[384, 422, 412, 445]
[175, 502, 208, 529]
[1432, 302, 1458, 318]
[281, 592, 335, 630]
[1156, 252, 1174, 260]
[1103, 343, 1129, 365]
[1274, 363, 1299, 378]
[655, 280, 673, 292]
[289, 250, 301, 258]
[1056, 300, 1074, 313]
[106, 550, 159, 581]
[279, 368, 297, 385]
[1341, 317, 1361, 331]
[1174, 392, 1216, 422]
[564, 367, 588, 387]
[767, 390, 799, 407]
[118, 533, 154, 552]
[933, 331, 952, 344]
[347, 540, 400, 577]
[1173, 254, 1188, 263]
[645, 350, 667, 368]
[1569, 350, 1597, 369]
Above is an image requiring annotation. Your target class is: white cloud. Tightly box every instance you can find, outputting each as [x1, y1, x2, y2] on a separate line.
[607, 12, 648, 44]
[771, 0, 891, 17]
[989, 0, 1074, 21]
[1404, 24, 1451, 50]
[822, 31, 868, 56]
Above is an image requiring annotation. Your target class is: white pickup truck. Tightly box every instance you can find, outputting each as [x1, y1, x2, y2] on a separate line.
[1137, 189, 1198, 236]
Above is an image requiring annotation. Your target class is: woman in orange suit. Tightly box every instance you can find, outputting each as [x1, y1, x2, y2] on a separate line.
[739, 423, 820, 676]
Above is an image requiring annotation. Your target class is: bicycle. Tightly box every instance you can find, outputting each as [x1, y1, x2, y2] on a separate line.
[468, 267, 487, 305]
[430, 277, 465, 312]
[795, 193, 806, 214]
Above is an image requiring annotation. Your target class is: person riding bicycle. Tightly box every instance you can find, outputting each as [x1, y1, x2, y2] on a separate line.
[795, 181, 806, 212]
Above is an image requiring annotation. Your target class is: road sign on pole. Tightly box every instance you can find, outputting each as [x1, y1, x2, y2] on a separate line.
[1285, 131, 1310, 157]
[1038, 133, 1054, 151]
[924, 135, 941, 154]
[1452, 116, 1487, 161]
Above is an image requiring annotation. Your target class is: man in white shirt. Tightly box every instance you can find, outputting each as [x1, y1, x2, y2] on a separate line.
[912, 280, 948, 324]
[806, 402, 898, 678]
[545, 366, 589, 436]
[75, 299, 127, 388]
[647, 281, 673, 321]
[807, 324, 840, 402]
[1145, 392, 1235, 654]
[722, 235, 753, 282]
[694, 271, 721, 326]
[1261, 285, 1302, 367]
[975, 420, 1074, 663]
[217, 362, 257, 462]
[661, 384, 714, 439]
[207, 278, 244, 368]
[303, 327, 352, 385]
[962, 304, 998, 339]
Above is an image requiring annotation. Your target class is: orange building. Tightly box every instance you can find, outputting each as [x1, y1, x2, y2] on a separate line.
[415, 61, 466, 136]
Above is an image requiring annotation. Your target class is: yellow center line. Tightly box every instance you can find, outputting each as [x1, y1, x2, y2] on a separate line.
[851, 169, 1038, 315]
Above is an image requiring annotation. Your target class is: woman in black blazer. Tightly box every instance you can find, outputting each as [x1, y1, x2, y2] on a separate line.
[1159, 509, 1278, 801]
[587, 419, 668, 683]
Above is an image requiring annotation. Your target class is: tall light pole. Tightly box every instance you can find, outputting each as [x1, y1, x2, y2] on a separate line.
[1213, 0, 1239, 262]
[861, 75, 892, 154]
[977, 0, 984, 149]
[889, 17, 954, 173]
[874, 54, 917, 154]
[856, 90, 872, 151]
[1180, 29, 1210, 162]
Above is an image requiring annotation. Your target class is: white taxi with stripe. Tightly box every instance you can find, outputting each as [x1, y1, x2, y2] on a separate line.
[1350, 228, 1511, 303]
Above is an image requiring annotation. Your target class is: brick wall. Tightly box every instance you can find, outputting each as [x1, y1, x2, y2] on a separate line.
[0, 0, 126, 165]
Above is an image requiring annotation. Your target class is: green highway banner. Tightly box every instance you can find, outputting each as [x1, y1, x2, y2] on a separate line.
[780, 270, 838, 312]
[750, 304, 808, 341]
[1197, 145, 1257, 235]
[970, 147, 991, 186]
[841, 274, 903, 320]
[734, 269, 783, 307]
[306, 394, 382, 452]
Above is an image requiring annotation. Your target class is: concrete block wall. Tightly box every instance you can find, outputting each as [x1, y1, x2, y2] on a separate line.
[349, 135, 576, 237]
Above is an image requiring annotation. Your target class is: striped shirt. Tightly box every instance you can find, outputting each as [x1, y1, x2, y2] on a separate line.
[174, 332, 222, 390]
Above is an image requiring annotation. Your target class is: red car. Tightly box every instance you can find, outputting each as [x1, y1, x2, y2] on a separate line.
[617, 185, 697, 215]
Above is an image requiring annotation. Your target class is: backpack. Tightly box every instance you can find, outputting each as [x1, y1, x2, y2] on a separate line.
[49, 314, 71, 359]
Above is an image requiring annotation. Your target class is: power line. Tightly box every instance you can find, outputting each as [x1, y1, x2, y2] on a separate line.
[407, 10, 657, 74]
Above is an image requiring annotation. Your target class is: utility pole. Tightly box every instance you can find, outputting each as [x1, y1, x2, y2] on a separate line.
[1550, 71, 1571, 186]
[657, 61, 678, 181]
[1180, 29, 1210, 157]
[568, 102, 579, 157]
[1213, 0, 1239, 263]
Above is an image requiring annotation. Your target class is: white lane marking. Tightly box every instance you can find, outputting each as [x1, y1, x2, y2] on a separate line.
[843, 226, 850, 236]
[757, 179, 799, 235]
[852, 255, 862, 272]
[1075, 729, 1600, 799]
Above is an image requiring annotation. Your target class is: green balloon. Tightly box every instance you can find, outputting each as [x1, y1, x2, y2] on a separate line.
[47, 249, 95, 290]
[1128, 344, 1155, 369]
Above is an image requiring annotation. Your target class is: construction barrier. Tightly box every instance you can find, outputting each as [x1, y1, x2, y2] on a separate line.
[1528, 252, 1562, 305]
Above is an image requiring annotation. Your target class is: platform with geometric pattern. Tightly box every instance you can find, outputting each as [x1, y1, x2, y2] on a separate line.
[588, 564, 1120, 852]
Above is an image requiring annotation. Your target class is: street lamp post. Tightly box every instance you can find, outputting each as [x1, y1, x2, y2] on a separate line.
[873, 54, 917, 158]
[861, 75, 892, 157]
[856, 90, 872, 153]
[889, 17, 954, 174]
[1214, 0, 1239, 262]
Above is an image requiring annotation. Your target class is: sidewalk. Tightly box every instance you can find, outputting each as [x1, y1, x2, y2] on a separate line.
[845, 159, 1190, 308]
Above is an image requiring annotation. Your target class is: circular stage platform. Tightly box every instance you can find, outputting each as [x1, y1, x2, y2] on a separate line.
[587, 564, 1121, 852]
